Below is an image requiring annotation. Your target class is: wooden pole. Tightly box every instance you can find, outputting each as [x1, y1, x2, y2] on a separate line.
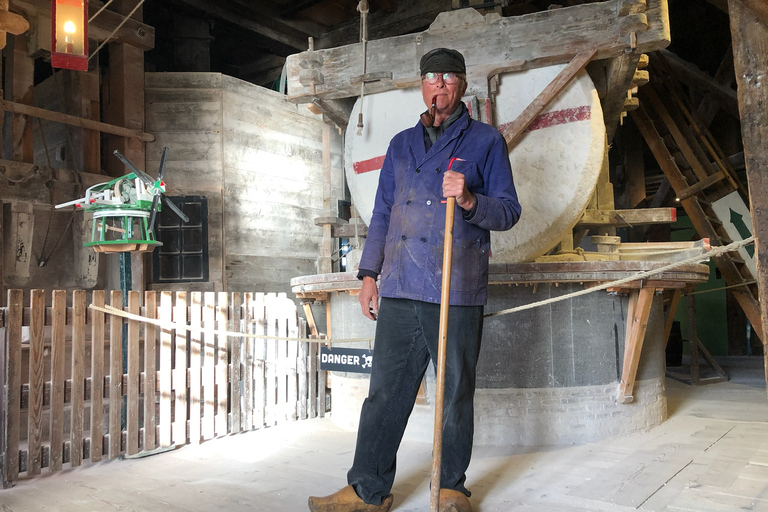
[430, 195, 456, 512]
[729, 0, 768, 390]
[1, 99, 154, 142]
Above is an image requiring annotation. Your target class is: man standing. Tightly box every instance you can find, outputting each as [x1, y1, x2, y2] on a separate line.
[309, 48, 521, 512]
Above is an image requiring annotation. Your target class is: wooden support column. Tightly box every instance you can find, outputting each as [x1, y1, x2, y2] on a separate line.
[619, 286, 655, 403]
[10, 34, 34, 163]
[663, 288, 682, 347]
[317, 124, 333, 274]
[81, 71, 101, 174]
[729, 0, 768, 389]
[0, 202, 4, 307]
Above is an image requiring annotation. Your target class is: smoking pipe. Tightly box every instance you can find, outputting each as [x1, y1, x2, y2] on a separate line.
[420, 95, 437, 127]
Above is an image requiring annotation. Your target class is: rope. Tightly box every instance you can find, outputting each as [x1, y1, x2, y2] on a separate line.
[89, 304, 374, 345]
[89, 237, 754, 343]
[89, 0, 117, 23]
[355, 0, 369, 136]
[484, 236, 755, 319]
[88, 0, 146, 61]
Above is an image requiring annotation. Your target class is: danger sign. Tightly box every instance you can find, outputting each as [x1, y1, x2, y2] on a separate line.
[320, 347, 374, 374]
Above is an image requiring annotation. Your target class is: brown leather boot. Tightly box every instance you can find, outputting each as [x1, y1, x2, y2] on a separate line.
[439, 489, 472, 512]
[308, 485, 394, 512]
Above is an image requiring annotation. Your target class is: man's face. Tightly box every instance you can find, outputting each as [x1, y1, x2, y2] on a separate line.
[420, 72, 468, 120]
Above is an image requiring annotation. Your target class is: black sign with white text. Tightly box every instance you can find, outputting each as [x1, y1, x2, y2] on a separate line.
[320, 347, 374, 374]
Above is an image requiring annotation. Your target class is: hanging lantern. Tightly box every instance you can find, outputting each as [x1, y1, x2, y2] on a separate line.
[51, 0, 88, 71]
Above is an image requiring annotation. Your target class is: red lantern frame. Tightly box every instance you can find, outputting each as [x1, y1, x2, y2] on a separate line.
[51, 0, 88, 71]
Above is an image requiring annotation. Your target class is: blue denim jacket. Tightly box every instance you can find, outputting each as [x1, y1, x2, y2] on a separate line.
[359, 109, 521, 306]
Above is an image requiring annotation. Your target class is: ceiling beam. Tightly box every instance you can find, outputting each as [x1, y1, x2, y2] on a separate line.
[318, 0, 452, 49]
[287, 0, 670, 103]
[658, 49, 740, 118]
[172, 0, 312, 52]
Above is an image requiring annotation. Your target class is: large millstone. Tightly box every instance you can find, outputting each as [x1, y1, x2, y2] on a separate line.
[344, 65, 605, 262]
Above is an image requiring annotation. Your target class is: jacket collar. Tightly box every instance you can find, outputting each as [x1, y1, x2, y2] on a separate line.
[409, 103, 471, 167]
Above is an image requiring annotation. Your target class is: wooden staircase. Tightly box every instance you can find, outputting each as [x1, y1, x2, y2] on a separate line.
[629, 52, 763, 343]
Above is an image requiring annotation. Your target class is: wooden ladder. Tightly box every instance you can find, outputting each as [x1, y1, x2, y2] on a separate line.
[629, 52, 763, 343]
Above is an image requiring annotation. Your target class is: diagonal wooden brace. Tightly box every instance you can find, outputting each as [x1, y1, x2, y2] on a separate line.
[501, 49, 597, 149]
[619, 285, 656, 403]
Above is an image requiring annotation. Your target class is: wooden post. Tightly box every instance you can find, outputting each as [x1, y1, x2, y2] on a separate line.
[159, 291, 173, 446]
[729, 0, 768, 390]
[688, 294, 700, 385]
[3, 289, 23, 487]
[0, 204, 4, 307]
[318, 124, 334, 274]
[126, 291, 140, 455]
[189, 291, 203, 444]
[11, 34, 33, 164]
[202, 292, 216, 440]
[173, 292, 187, 444]
[90, 290, 105, 462]
[663, 289, 682, 347]
[50, 290, 66, 471]
[143, 291, 157, 451]
[27, 289, 45, 475]
[71, 290, 86, 466]
[109, 291, 123, 458]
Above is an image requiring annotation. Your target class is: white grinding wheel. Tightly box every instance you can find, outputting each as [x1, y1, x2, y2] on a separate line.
[345, 65, 605, 262]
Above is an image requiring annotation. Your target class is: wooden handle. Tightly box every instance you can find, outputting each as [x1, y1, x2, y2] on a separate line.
[430, 195, 456, 512]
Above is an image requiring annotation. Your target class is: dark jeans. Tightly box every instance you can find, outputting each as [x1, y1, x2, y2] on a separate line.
[347, 297, 484, 505]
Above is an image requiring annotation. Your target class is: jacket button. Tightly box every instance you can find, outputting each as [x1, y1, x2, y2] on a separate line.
[406, 200, 411, 205]
[415, 168, 421, 173]
[401, 235, 407, 240]
[421, 237, 427, 242]
[426, 200, 432, 206]
[435, 168, 441, 173]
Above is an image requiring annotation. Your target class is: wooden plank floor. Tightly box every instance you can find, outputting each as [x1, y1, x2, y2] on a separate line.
[2, 357, 767, 511]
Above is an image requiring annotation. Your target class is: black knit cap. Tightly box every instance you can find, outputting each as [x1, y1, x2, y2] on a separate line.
[419, 48, 466, 75]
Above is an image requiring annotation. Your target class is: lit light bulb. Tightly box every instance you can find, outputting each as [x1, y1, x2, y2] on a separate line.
[64, 21, 77, 34]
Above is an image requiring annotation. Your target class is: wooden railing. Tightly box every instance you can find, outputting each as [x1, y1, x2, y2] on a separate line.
[0, 289, 326, 488]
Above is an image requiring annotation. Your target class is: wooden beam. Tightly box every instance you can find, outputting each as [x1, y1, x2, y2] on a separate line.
[697, 46, 735, 126]
[663, 288, 682, 348]
[630, 104, 765, 342]
[503, 50, 597, 148]
[10, 34, 34, 163]
[170, 0, 310, 51]
[318, 0, 452, 49]
[729, 0, 768, 390]
[1, 99, 154, 142]
[619, 286, 656, 403]
[310, 97, 355, 131]
[734, 0, 768, 27]
[0, 205, 4, 308]
[658, 49, 740, 118]
[286, 0, 671, 102]
[601, 53, 642, 143]
[675, 171, 726, 201]
[577, 207, 676, 227]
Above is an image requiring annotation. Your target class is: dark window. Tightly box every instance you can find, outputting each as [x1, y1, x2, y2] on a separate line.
[153, 195, 209, 283]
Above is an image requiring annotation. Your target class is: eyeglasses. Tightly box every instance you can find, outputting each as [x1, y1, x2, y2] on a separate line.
[422, 72, 463, 85]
